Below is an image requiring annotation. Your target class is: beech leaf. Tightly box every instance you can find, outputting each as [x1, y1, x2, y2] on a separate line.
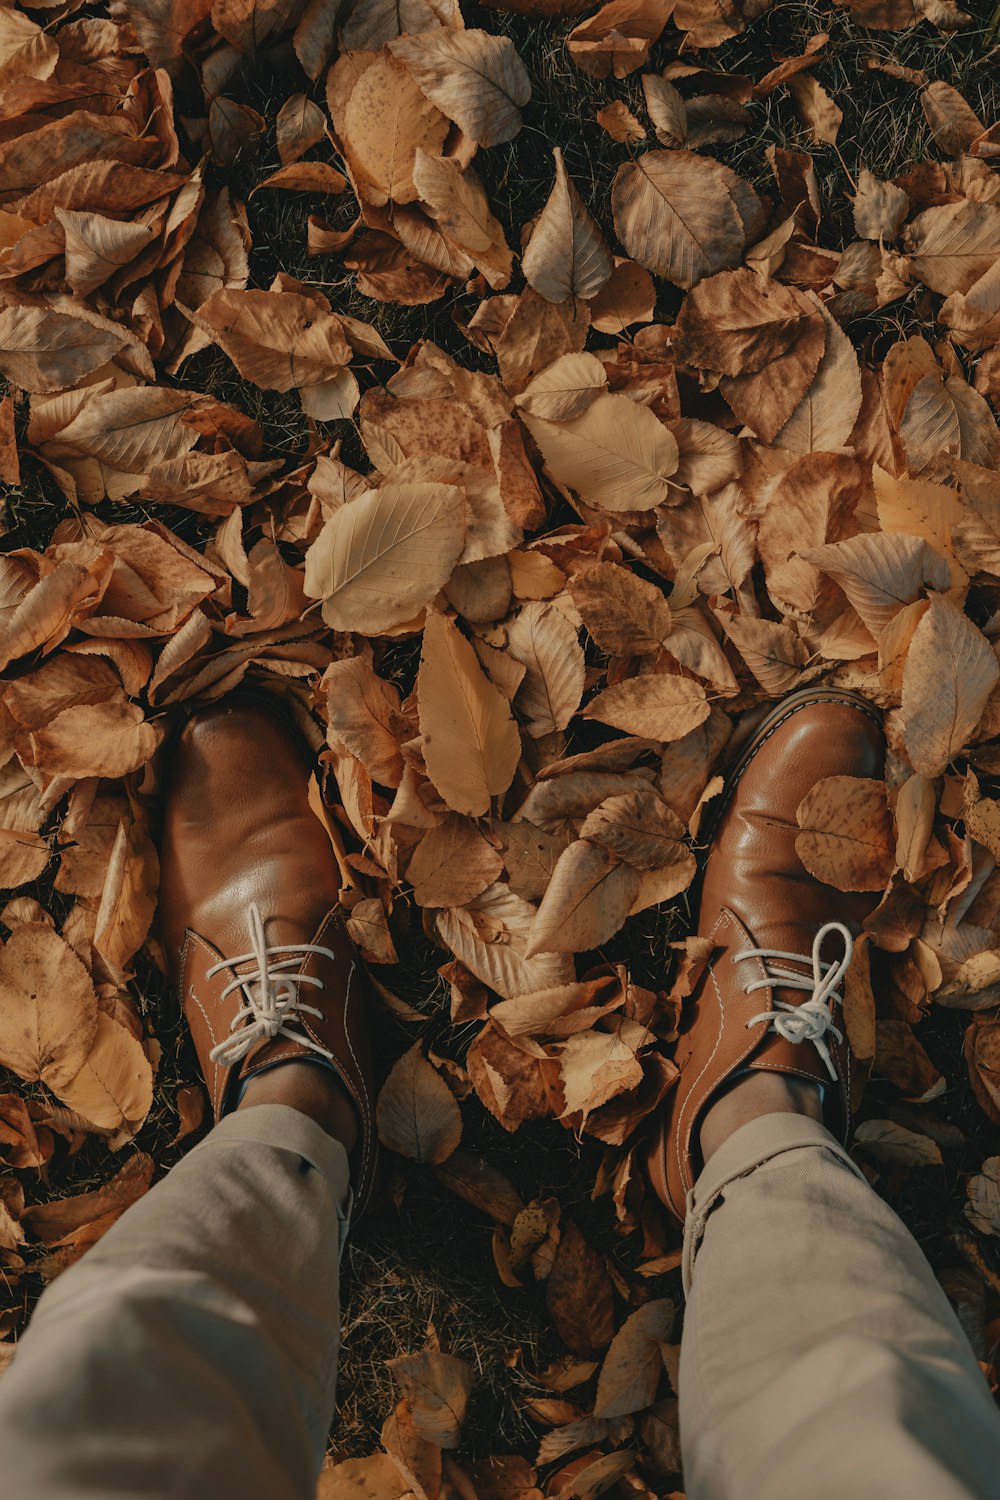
[522, 148, 613, 304]
[303, 483, 467, 635]
[795, 776, 895, 893]
[376, 1045, 463, 1165]
[418, 613, 521, 817]
[900, 595, 999, 776]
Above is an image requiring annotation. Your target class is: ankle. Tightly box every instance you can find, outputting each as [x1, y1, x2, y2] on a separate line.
[237, 1061, 359, 1155]
[698, 1071, 824, 1167]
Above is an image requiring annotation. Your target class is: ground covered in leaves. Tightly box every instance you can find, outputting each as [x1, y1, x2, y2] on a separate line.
[3, 0, 1000, 1494]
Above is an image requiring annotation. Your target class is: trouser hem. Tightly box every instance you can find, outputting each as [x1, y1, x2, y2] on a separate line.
[682, 1112, 866, 1292]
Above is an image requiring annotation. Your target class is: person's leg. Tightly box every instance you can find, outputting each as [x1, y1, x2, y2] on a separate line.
[0, 700, 380, 1499]
[0, 1086, 350, 1500]
[679, 1079, 1000, 1500]
[646, 691, 1000, 1497]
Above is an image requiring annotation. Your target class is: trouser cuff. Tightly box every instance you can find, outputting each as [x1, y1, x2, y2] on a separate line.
[189, 1103, 353, 1247]
[682, 1112, 867, 1292]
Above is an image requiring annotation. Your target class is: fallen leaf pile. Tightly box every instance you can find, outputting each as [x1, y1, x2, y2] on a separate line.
[2, 0, 1000, 1488]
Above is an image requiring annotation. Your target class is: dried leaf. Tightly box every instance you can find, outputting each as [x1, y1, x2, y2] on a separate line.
[900, 595, 999, 776]
[276, 93, 327, 165]
[965, 1156, 1000, 1235]
[583, 673, 709, 741]
[390, 28, 531, 147]
[800, 532, 951, 638]
[388, 1348, 475, 1448]
[507, 601, 585, 737]
[854, 1119, 943, 1167]
[303, 483, 467, 635]
[409, 816, 504, 907]
[0, 925, 98, 1092]
[419, 613, 521, 817]
[594, 1299, 674, 1418]
[612, 151, 756, 290]
[522, 394, 678, 513]
[546, 1222, 615, 1357]
[527, 841, 640, 956]
[56, 1013, 153, 1132]
[376, 1045, 463, 1165]
[570, 562, 672, 656]
[523, 148, 613, 304]
[795, 776, 894, 892]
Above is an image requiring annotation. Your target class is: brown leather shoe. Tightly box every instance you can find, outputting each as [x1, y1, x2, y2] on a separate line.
[648, 687, 885, 1222]
[159, 696, 378, 1214]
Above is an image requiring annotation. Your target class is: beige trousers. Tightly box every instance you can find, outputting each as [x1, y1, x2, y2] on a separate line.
[0, 1106, 998, 1499]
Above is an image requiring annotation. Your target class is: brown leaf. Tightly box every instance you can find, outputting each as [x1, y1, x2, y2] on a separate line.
[904, 201, 1000, 297]
[438, 884, 574, 1000]
[419, 613, 521, 817]
[900, 595, 999, 776]
[390, 28, 531, 147]
[23, 1154, 153, 1244]
[303, 483, 467, 635]
[0, 9, 58, 86]
[0, 304, 124, 394]
[582, 673, 709, 741]
[276, 92, 326, 165]
[409, 816, 504, 908]
[29, 698, 163, 782]
[515, 352, 607, 421]
[642, 75, 687, 147]
[795, 776, 894, 892]
[558, 1023, 645, 1118]
[854, 1119, 943, 1167]
[773, 306, 863, 453]
[521, 394, 678, 513]
[787, 74, 842, 146]
[189, 288, 351, 391]
[388, 1347, 475, 1448]
[345, 898, 398, 965]
[612, 150, 758, 290]
[53, 387, 198, 476]
[323, 657, 405, 787]
[580, 790, 693, 877]
[93, 815, 158, 982]
[0, 925, 98, 1092]
[965, 1156, 1000, 1236]
[570, 562, 673, 656]
[588, 258, 656, 333]
[507, 601, 585, 737]
[567, 0, 670, 79]
[315, 1453, 408, 1500]
[253, 162, 348, 195]
[675, 267, 823, 378]
[527, 840, 640, 956]
[964, 1015, 1000, 1124]
[920, 80, 983, 155]
[411, 150, 513, 290]
[546, 1222, 615, 1357]
[596, 101, 646, 144]
[432, 1148, 524, 1224]
[376, 1044, 463, 1165]
[853, 168, 910, 241]
[523, 148, 613, 303]
[594, 1299, 674, 1418]
[56, 1012, 154, 1132]
[723, 616, 807, 694]
[800, 532, 951, 638]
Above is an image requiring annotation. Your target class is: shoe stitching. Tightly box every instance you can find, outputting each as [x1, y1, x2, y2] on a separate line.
[304, 910, 375, 1204]
[674, 909, 731, 1209]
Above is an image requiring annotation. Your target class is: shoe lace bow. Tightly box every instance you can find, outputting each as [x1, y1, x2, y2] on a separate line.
[734, 920, 853, 1082]
[206, 903, 336, 1068]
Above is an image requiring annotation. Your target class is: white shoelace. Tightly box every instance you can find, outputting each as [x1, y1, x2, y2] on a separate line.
[206, 903, 336, 1067]
[734, 920, 853, 1082]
